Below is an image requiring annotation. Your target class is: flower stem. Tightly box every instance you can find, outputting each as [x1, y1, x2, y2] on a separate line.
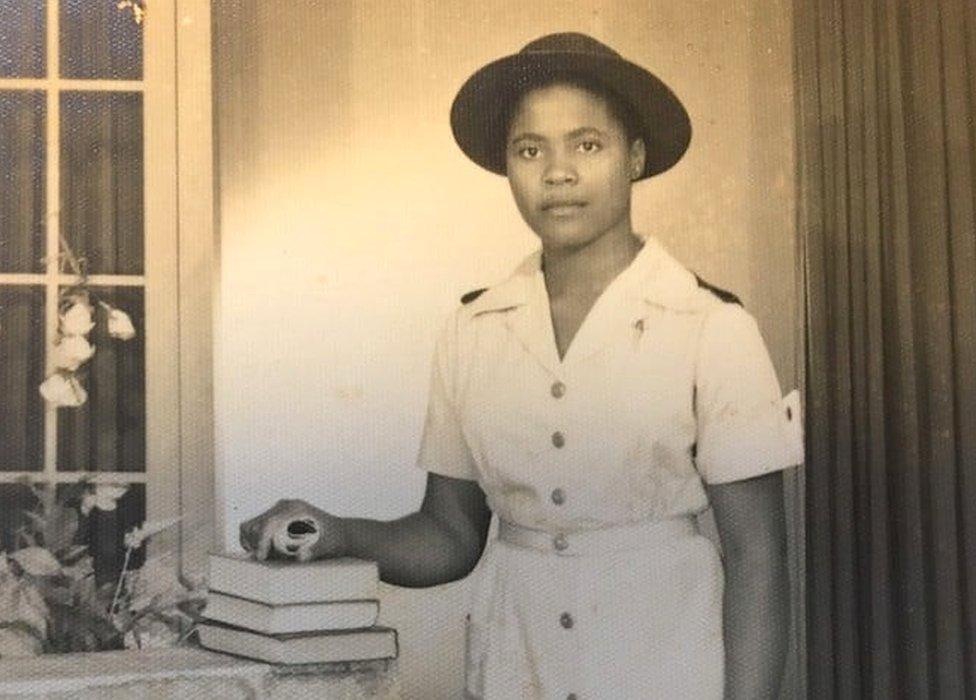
[110, 546, 133, 617]
[57, 233, 85, 279]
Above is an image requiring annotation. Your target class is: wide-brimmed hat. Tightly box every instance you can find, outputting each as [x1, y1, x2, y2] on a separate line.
[450, 32, 691, 180]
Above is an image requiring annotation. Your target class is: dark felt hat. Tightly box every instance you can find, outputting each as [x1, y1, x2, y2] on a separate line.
[450, 32, 691, 180]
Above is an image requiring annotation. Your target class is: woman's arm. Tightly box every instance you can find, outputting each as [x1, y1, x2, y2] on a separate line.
[339, 472, 492, 587]
[240, 472, 492, 588]
[706, 471, 789, 700]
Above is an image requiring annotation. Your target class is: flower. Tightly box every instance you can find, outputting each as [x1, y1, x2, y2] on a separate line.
[52, 335, 95, 371]
[39, 374, 87, 407]
[80, 485, 129, 516]
[123, 516, 181, 550]
[59, 300, 94, 336]
[117, 1, 146, 25]
[106, 307, 136, 340]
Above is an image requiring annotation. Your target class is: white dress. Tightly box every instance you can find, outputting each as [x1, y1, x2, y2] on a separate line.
[416, 236, 804, 700]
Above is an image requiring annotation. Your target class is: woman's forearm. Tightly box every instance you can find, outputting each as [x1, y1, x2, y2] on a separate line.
[339, 510, 484, 588]
[722, 545, 790, 699]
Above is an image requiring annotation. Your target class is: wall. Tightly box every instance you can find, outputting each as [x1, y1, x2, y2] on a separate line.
[211, 2, 797, 697]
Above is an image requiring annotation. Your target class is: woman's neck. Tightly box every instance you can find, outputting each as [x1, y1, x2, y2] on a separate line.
[541, 228, 643, 300]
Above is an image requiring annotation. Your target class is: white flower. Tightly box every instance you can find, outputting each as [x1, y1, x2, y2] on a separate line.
[80, 484, 129, 515]
[39, 373, 87, 407]
[106, 307, 136, 340]
[124, 516, 181, 550]
[59, 300, 95, 336]
[52, 335, 95, 371]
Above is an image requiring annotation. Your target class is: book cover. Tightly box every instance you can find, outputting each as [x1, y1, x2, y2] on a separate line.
[204, 592, 380, 634]
[208, 553, 379, 605]
[197, 621, 399, 665]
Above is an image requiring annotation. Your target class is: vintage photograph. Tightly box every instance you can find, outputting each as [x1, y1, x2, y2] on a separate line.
[0, 1, 973, 698]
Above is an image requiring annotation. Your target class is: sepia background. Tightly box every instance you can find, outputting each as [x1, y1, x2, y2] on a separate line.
[2, 0, 973, 696]
[212, 1, 800, 697]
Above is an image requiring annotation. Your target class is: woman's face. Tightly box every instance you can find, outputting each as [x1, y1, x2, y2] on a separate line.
[505, 83, 645, 251]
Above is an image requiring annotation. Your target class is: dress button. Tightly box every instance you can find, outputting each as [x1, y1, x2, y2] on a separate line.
[550, 488, 566, 505]
[553, 533, 569, 551]
[560, 612, 574, 629]
[551, 431, 565, 448]
[550, 381, 566, 398]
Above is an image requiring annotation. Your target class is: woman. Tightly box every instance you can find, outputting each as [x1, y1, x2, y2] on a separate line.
[240, 32, 803, 699]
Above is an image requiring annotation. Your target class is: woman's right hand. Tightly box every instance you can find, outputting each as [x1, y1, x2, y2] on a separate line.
[238, 499, 349, 562]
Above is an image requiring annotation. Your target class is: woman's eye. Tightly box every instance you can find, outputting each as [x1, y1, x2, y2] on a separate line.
[518, 145, 541, 159]
[577, 140, 602, 153]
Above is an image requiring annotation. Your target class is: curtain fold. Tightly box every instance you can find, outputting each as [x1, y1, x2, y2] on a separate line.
[797, 0, 976, 696]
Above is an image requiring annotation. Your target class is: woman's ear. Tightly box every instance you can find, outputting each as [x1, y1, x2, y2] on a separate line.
[629, 138, 647, 180]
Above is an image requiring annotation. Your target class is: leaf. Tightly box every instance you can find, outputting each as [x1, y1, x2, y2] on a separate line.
[0, 576, 48, 638]
[123, 516, 181, 550]
[61, 557, 94, 582]
[10, 548, 61, 576]
[32, 578, 73, 607]
[22, 511, 45, 531]
[14, 529, 36, 548]
[43, 505, 79, 553]
[61, 544, 89, 562]
[0, 627, 42, 658]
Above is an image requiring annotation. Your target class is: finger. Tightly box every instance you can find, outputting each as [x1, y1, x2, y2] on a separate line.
[239, 519, 256, 551]
[255, 519, 276, 561]
[296, 542, 315, 562]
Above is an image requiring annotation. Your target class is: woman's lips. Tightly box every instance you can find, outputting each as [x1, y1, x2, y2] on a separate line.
[542, 201, 587, 216]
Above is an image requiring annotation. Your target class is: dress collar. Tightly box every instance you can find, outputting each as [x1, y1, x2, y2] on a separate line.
[463, 234, 704, 319]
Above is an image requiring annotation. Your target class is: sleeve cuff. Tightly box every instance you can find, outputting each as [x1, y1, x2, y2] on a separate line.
[697, 389, 805, 485]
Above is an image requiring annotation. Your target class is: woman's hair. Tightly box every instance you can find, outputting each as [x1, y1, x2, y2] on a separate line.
[500, 72, 643, 159]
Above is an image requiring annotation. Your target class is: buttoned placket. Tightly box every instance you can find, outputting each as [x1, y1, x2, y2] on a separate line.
[547, 367, 571, 547]
[469, 241, 695, 700]
[545, 356, 583, 700]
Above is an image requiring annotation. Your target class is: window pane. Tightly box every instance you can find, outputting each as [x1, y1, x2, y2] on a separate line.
[0, 91, 46, 273]
[0, 3, 45, 78]
[0, 484, 38, 552]
[60, 92, 143, 275]
[60, 0, 142, 80]
[58, 287, 144, 472]
[67, 483, 146, 585]
[0, 287, 45, 471]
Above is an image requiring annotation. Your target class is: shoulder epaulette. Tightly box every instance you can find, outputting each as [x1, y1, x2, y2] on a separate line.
[460, 288, 488, 305]
[694, 274, 742, 306]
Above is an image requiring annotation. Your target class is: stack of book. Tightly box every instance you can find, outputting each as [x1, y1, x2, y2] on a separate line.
[197, 553, 398, 665]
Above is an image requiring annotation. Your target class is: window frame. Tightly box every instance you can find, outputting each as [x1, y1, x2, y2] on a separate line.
[0, 0, 214, 579]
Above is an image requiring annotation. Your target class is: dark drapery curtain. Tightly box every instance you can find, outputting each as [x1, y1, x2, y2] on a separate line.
[797, 0, 976, 697]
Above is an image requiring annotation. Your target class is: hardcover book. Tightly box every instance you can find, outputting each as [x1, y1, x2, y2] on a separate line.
[197, 621, 398, 665]
[207, 553, 379, 605]
[204, 591, 380, 634]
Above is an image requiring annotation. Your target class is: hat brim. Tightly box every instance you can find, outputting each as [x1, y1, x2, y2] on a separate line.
[450, 52, 691, 180]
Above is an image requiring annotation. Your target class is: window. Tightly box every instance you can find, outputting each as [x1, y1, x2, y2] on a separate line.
[0, 0, 213, 581]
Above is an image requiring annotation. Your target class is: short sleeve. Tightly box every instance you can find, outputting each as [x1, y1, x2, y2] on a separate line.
[694, 304, 804, 485]
[415, 311, 480, 481]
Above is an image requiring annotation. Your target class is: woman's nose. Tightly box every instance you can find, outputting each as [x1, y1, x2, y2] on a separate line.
[543, 154, 577, 185]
